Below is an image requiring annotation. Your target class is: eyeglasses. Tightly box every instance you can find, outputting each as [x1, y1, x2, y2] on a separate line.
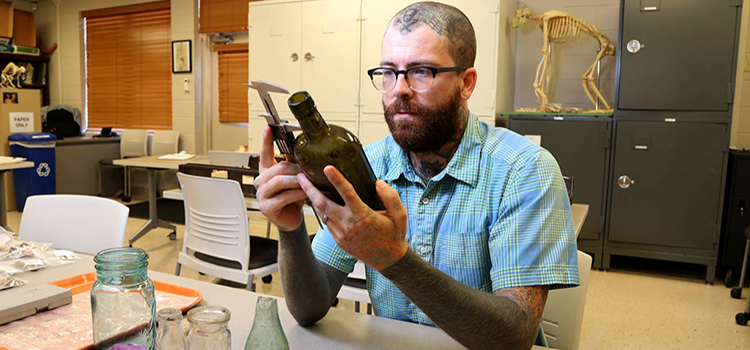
[367, 66, 467, 92]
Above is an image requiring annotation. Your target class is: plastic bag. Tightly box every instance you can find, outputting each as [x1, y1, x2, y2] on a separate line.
[0, 270, 27, 290]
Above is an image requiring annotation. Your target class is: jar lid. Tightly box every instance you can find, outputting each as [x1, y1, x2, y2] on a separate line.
[187, 305, 230, 325]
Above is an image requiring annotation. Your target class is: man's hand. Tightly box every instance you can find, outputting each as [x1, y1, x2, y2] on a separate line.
[255, 126, 308, 232]
[297, 165, 408, 270]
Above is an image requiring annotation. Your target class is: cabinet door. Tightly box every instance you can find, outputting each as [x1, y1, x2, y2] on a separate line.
[608, 121, 727, 250]
[300, 0, 361, 118]
[510, 117, 610, 241]
[248, 1, 302, 122]
[618, 0, 738, 111]
[360, 0, 499, 116]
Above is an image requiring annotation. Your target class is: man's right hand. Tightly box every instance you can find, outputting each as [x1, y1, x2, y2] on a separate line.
[255, 126, 308, 232]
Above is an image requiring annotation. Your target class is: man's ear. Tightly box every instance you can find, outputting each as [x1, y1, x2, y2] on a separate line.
[460, 67, 478, 100]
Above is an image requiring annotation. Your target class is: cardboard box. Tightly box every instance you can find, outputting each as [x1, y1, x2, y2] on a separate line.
[12, 8, 35, 48]
[0, 1, 12, 43]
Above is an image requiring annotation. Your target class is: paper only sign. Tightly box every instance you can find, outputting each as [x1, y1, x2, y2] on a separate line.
[9, 112, 34, 133]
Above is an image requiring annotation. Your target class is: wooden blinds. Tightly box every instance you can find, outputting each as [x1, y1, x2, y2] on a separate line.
[83, 1, 172, 130]
[216, 43, 248, 123]
[200, 0, 259, 34]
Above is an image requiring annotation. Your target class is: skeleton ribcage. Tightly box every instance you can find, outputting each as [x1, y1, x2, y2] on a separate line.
[547, 16, 586, 44]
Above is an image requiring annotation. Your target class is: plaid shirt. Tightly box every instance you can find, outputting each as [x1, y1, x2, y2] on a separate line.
[311, 112, 580, 326]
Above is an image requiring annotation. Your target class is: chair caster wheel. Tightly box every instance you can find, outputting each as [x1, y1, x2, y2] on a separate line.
[122, 196, 131, 203]
[731, 287, 742, 299]
[262, 275, 273, 284]
[332, 298, 339, 307]
[736, 312, 749, 326]
[128, 244, 132, 247]
[168, 231, 176, 240]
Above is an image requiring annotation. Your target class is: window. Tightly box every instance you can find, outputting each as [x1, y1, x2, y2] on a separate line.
[215, 43, 248, 123]
[83, 1, 172, 130]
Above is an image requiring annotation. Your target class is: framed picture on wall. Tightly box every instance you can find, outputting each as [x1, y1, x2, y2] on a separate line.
[172, 40, 192, 73]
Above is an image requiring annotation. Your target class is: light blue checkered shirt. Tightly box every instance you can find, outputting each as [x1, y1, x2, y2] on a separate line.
[311, 112, 579, 327]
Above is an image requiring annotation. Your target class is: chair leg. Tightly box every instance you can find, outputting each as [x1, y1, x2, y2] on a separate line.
[354, 301, 360, 313]
[367, 303, 372, 315]
[98, 164, 102, 196]
[122, 166, 131, 202]
[247, 274, 255, 291]
[175, 263, 181, 276]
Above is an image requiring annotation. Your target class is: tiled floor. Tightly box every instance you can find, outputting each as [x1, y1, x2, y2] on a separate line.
[8, 199, 750, 349]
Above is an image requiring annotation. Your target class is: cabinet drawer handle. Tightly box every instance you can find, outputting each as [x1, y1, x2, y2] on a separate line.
[291, 53, 299, 62]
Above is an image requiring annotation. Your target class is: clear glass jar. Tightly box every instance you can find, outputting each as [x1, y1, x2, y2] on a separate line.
[91, 247, 156, 348]
[186, 305, 231, 350]
[156, 308, 188, 350]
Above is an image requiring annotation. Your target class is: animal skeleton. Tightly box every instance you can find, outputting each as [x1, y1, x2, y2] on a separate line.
[1, 63, 27, 89]
[512, 7, 615, 113]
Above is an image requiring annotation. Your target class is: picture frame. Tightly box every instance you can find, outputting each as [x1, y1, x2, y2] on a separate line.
[172, 40, 192, 74]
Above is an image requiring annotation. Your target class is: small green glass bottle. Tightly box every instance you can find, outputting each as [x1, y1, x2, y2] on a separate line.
[288, 91, 385, 210]
[244, 297, 289, 350]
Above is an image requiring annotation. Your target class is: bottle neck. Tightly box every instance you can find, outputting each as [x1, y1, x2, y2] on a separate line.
[297, 110, 330, 143]
[159, 319, 184, 334]
[253, 297, 281, 326]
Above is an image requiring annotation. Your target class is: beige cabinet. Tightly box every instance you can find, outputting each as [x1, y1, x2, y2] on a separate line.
[247, 0, 361, 152]
[0, 88, 42, 211]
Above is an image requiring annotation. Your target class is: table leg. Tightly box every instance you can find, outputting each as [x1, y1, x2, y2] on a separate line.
[0, 170, 9, 232]
[128, 169, 163, 246]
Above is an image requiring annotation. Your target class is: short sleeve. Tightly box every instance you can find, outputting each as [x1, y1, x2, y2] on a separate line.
[489, 149, 580, 291]
[311, 225, 357, 274]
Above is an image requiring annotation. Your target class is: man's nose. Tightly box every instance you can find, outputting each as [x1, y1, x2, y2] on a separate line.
[391, 72, 412, 98]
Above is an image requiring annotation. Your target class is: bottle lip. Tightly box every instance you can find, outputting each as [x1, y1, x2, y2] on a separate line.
[288, 90, 315, 117]
[187, 305, 231, 325]
[94, 247, 149, 270]
[157, 307, 184, 322]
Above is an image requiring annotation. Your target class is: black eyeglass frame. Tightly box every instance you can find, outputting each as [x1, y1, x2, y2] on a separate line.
[367, 65, 468, 92]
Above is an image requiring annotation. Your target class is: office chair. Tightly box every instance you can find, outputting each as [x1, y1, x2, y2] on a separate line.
[175, 172, 277, 291]
[541, 250, 593, 350]
[336, 261, 373, 314]
[18, 195, 129, 255]
[732, 226, 750, 325]
[98, 129, 149, 202]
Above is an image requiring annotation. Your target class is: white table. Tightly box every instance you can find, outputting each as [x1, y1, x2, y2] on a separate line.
[114, 156, 210, 246]
[12, 257, 551, 350]
[571, 203, 589, 238]
[0, 161, 34, 231]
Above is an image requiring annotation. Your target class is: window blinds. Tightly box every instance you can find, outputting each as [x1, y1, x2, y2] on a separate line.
[215, 43, 248, 123]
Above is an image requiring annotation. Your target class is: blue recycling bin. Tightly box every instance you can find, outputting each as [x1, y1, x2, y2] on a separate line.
[9, 133, 57, 211]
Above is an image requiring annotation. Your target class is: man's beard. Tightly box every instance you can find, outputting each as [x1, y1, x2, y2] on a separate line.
[383, 88, 463, 153]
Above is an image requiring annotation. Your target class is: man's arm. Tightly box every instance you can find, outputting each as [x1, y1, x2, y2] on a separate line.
[278, 221, 348, 326]
[380, 249, 548, 350]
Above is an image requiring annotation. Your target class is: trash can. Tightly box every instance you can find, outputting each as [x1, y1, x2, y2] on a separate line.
[9, 133, 57, 211]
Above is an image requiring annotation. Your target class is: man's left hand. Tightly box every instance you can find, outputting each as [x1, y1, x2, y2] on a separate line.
[297, 166, 408, 271]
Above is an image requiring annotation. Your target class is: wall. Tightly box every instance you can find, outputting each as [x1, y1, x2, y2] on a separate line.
[207, 33, 252, 152]
[34, 0, 61, 106]
[41, 0, 203, 154]
[513, 0, 619, 111]
[732, 0, 750, 150]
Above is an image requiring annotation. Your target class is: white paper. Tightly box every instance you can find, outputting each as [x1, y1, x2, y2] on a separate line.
[9, 112, 34, 133]
[525, 135, 542, 146]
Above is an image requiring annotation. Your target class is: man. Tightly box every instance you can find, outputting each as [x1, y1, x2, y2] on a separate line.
[254, 2, 579, 349]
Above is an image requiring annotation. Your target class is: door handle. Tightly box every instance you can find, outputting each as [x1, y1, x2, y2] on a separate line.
[304, 52, 314, 62]
[618, 175, 635, 189]
[290, 53, 299, 62]
[626, 39, 644, 54]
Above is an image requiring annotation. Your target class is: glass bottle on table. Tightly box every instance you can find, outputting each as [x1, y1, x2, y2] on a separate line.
[288, 91, 385, 211]
[90, 247, 156, 349]
[244, 296, 289, 350]
[156, 308, 188, 350]
[186, 305, 231, 350]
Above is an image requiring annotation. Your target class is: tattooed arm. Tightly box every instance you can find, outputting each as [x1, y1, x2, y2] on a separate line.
[380, 250, 549, 350]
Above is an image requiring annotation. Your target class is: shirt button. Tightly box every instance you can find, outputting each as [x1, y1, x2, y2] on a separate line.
[420, 246, 428, 254]
[421, 197, 430, 205]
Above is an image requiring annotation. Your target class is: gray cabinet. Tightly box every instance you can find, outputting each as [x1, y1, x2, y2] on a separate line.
[617, 0, 740, 113]
[604, 120, 729, 281]
[508, 115, 611, 268]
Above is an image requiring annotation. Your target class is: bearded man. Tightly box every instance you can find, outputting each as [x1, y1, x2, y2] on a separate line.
[254, 2, 579, 349]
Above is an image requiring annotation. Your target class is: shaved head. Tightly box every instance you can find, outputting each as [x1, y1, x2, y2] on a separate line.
[386, 1, 476, 68]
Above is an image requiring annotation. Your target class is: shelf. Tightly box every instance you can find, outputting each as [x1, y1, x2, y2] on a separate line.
[0, 52, 50, 62]
[20, 83, 45, 88]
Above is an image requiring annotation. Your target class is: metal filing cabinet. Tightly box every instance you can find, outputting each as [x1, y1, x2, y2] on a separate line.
[508, 115, 612, 268]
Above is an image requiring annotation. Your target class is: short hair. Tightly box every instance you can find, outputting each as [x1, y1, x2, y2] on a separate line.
[386, 1, 476, 68]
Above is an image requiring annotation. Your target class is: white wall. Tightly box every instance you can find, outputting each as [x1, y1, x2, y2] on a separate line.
[513, 0, 619, 111]
[40, 0, 204, 154]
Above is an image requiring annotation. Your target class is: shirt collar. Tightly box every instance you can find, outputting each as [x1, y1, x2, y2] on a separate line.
[382, 112, 482, 188]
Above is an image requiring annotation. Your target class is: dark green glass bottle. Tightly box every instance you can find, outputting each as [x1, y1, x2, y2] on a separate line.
[288, 91, 385, 211]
